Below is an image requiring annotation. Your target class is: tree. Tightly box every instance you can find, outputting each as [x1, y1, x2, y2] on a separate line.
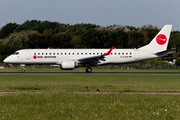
[0, 23, 19, 38]
[113, 29, 128, 48]
[169, 32, 180, 56]
[81, 29, 113, 48]
[175, 58, 180, 67]
[1, 32, 29, 50]
[71, 36, 82, 48]
[36, 21, 60, 33]
[52, 33, 72, 48]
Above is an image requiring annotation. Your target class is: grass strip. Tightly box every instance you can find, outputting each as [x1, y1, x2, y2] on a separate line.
[1, 74, 180, 92]
[0, 93, 180, 120]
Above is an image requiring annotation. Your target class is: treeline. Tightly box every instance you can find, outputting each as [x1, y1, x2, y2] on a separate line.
[0, 20, 180, 62]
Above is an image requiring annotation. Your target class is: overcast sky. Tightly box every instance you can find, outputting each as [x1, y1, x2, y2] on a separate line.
[0, 0, 179, 31]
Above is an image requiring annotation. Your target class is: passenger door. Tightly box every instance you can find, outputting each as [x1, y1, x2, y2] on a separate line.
[26, 50, 31, 60]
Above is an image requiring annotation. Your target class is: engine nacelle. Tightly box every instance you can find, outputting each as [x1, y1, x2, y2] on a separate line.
[60, 60, 78, 70]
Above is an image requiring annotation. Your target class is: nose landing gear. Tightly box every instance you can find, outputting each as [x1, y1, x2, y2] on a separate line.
[20, 64, 25, 73]
[21, 69, 25, 73]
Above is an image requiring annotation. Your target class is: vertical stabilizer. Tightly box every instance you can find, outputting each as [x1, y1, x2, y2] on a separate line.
[138, 25, 172, 52]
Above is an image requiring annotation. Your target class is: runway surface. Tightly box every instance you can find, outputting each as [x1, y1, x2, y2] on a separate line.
[0, 72, 180, 75]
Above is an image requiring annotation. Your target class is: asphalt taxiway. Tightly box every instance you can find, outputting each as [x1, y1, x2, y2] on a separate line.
[0, 72, 180, 75]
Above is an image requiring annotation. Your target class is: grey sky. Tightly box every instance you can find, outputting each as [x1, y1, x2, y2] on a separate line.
[0, 0, 179, 31]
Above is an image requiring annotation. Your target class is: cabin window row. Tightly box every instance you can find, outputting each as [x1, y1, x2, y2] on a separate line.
[34, 53, 132, 55]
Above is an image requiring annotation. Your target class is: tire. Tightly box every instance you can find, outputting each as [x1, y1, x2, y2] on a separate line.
[86, 67, 92, 73]
[21, 69, 25, 73]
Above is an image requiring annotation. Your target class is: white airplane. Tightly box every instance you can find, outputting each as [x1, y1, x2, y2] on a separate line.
[4, 25, 173, 73]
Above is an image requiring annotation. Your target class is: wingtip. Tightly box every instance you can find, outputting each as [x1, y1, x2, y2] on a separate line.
[103, 46, 115, 55]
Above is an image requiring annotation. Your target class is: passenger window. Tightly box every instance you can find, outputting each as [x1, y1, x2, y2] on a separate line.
[89, 53, 91, 55]
[61, 53, 63, 55]
[81, 53, 83, 55]
[53, 53, 55, 55]
[111, 53, 113, 55]
[77, 53, 79, 55]
[49, 53, 51, 55]
[126, 53, 128, 55]
[57, 53, 59, 55]
[122, 53, 124, 55]
[130, 53, 132, 55]
[118, 53, 120, 55]
[97, 53, 99, 55]
[73, 53, 74, 55]
[65, 53, 66, 55]
[85, 53, 87, 55]
[115, 53, 116, 55]
[46, 53, 48, 55]
[42, 53, 44, 55]
[38, 53, 40, 55]
[69, 53, 70, 55]
[93, 53, 95, 55]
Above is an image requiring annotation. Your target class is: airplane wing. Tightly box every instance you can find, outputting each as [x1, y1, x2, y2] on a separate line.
[77, 46, 114, 66]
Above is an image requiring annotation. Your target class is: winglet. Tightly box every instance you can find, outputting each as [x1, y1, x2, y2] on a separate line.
[103, 46, 115, 55]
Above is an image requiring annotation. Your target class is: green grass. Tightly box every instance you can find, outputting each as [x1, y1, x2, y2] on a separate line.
[1, 74, 180, 119]
[0, 74, 180, 92]
[0, 93, 180, 120]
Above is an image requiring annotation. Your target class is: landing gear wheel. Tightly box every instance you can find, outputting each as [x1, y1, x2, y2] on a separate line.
[86, 67, 92, 73]
[21, 69, 25, 73]
[20, 64, 26, 73]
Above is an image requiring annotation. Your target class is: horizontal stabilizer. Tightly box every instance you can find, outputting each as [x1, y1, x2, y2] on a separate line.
[155, 49, 175, 56]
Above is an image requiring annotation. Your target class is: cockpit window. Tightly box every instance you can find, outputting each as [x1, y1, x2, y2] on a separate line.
[12, 52, 19, 55]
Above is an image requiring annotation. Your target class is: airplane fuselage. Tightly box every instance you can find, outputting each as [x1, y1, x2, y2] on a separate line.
[4, 48, 157, 65]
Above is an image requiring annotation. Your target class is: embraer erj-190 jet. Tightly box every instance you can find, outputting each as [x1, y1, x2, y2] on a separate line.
[4, 25, 174, 73]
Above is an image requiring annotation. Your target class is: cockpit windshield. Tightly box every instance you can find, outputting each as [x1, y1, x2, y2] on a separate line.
[12, 52, 19, 55]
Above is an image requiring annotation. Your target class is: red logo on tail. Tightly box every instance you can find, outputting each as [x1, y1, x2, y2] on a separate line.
[156, 34, 167, 45]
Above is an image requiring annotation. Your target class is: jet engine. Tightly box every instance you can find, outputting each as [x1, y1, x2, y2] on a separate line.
[60, 60, 78, 70]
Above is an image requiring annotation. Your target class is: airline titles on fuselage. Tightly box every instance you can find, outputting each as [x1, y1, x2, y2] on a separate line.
[33, 55, 56, 59]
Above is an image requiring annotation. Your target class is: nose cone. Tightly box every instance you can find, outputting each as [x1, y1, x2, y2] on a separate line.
[3, 57, 9, 63]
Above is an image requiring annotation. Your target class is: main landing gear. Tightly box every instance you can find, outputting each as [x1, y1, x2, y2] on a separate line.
[85, 67, 92, 73]
[20, 64, 25, 73]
